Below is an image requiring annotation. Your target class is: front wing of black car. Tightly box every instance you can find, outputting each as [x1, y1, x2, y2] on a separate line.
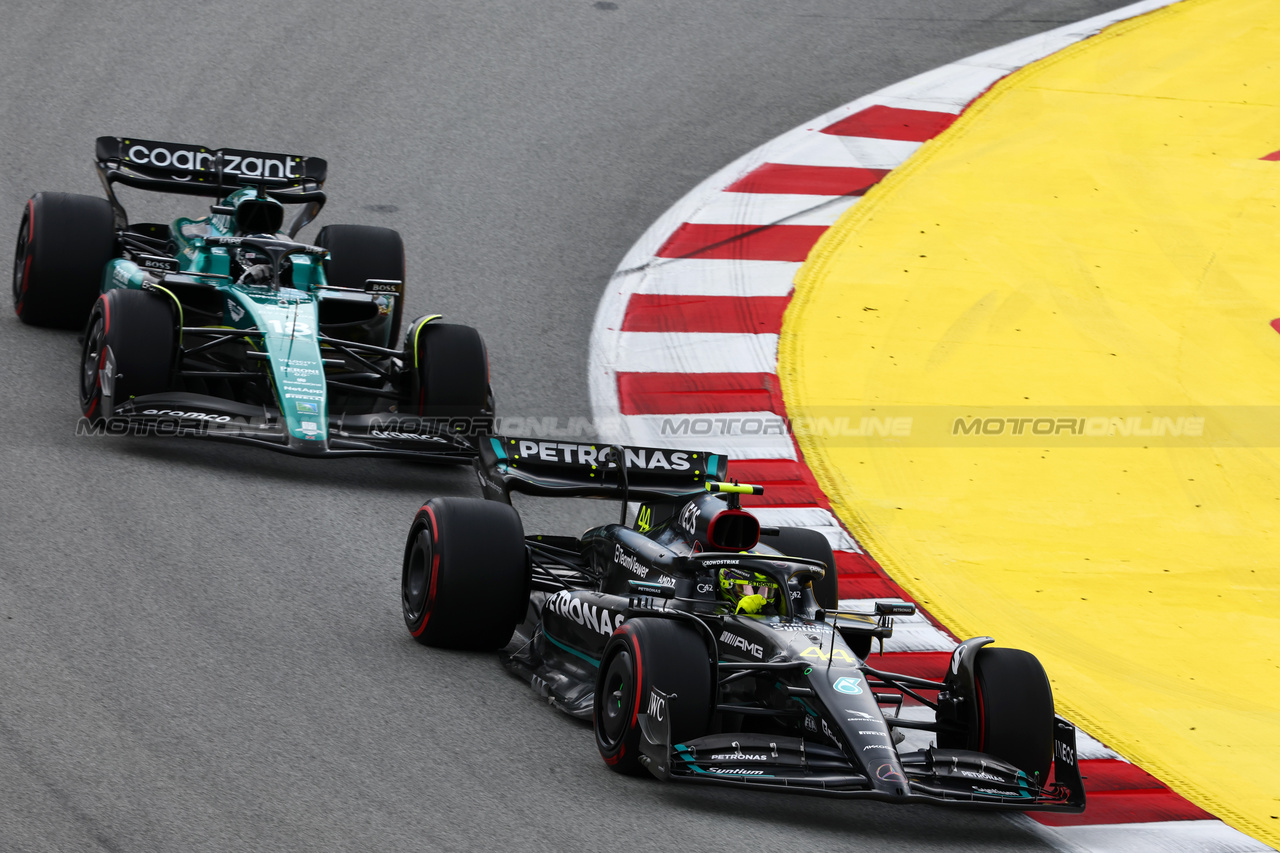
[637, 688, 1086, 811]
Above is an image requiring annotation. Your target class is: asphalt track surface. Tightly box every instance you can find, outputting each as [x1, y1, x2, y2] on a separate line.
[0, 2, 1139, 851]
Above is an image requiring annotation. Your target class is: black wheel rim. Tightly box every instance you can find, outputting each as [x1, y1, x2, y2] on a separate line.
[402, 527, 434, 625]
[598, 649, 635, 747]
[13, 210, 30, 309]
[80, 314, 106, 406]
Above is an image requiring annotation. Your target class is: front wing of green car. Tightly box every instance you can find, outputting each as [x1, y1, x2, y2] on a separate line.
[95, 393, 481, 462]
[95, 268, 481, 461]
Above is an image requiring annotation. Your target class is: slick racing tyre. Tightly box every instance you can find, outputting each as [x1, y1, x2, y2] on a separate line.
[939, 647, 1055, 783]
[13, 192, 115, 329]
[315, 224, 405, 346]
[594, 618, 713, 776]
[403, 318, 492, 427]
[80, 289, 177, 421]
[402, 497, 528, 650]
[759, 526, 839, 611]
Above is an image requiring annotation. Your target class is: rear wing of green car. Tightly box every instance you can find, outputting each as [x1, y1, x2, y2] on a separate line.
[476, 435, 728, 503]
[94, 136, 327, 232]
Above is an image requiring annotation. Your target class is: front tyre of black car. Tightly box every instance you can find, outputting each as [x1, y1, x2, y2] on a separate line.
[594, 618, 713, 776]
[938, 647, 1055, 784]
[401, 497, 527, 650]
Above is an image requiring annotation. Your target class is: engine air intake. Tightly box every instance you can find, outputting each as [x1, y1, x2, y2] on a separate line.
[707, 510, 760, 551]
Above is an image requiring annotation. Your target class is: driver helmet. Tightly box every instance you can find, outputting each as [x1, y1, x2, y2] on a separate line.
[719, 566, 780, 615]
[233, 234, 291, 286]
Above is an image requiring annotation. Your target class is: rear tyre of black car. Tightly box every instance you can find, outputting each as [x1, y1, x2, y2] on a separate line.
[13, 192, 115, 329]
[79, 289, 177, 421]
[402, 497, 528, 650]
[315, 224, 405, 346]
[404, 318, 493, 437]
[941, 647, 1055, 783]
[594, 618, 713, 776]
[759, 526, 839, 611]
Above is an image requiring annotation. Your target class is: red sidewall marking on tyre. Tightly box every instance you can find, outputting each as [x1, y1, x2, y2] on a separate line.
[410, 505, 442, 638]
[627, 630, 643, 729]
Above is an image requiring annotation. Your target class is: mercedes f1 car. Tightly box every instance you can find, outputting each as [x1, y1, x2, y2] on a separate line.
[13, 137, 492, 460]
[398, 437, 1085, 811]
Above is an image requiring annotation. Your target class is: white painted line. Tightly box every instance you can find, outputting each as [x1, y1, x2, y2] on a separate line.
[1050, 820, 1276, 853]
[685, 193, 860, 227]
[1073, 726, 1123, 762]
[611, 331, 778, 375]
[956, 0, 1176, 74]
[626, 259, 800, 298]
[870, 64, 1010, 112]
[767, 132, 922, 170]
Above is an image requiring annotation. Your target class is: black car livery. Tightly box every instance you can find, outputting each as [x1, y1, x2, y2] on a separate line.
[398, 437, 1085, 811]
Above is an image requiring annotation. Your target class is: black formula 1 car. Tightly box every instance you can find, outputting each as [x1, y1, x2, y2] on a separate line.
[12, 137, 492, 461]
[399, 437, 1085, 811]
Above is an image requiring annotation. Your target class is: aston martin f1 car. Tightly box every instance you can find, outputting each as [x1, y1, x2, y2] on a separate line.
[13, 137, 492, 460]
[399, 437, 1085, 811]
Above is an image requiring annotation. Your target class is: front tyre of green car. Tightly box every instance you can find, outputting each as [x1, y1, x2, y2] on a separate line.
[80, 289, 177, 422]
[402, 318, 493, 442]
[315, 224, 405, 347]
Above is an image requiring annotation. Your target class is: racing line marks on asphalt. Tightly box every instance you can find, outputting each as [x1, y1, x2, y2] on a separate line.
[587, 1, 1271, 850]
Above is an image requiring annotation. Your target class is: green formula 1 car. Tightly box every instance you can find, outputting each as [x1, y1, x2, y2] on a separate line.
[13, 136, 491, 461]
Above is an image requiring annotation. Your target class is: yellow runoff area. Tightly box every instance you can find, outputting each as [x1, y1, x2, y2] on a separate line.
[780, 0, 1280, 845]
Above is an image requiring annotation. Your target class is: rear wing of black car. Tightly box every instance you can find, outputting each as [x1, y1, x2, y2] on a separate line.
[94, 136, 327, 233]
[476, 436, 728, 503]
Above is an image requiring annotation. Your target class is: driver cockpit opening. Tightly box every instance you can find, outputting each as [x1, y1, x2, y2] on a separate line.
[718, 565, 782, 615]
